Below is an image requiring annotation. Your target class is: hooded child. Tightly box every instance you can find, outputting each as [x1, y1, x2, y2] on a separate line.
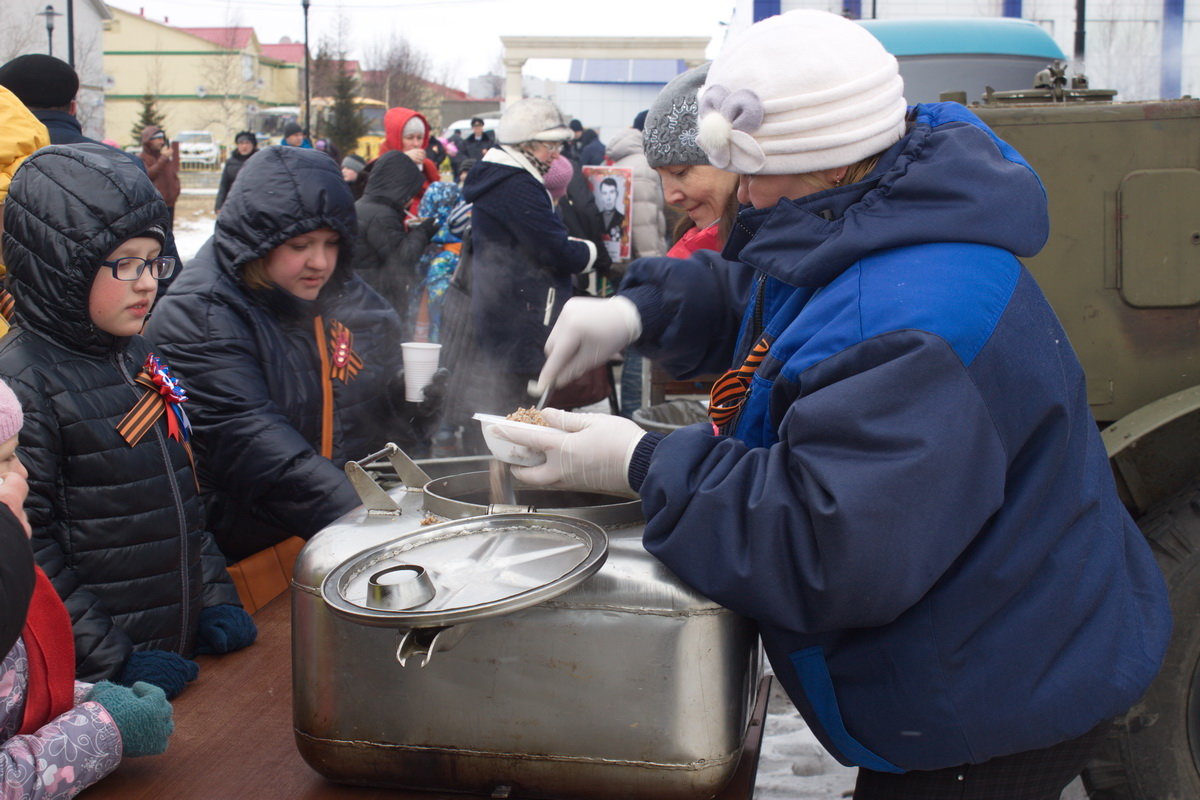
[144, 146, 446, 609]
[0, 144, 255, 700]
[351, 149, 431, 317]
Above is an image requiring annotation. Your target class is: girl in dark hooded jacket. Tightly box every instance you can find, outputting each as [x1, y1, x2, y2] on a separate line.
[145, 146, 444, 609]
[0, 144, 253, 698]
[351, 150, 434, 319]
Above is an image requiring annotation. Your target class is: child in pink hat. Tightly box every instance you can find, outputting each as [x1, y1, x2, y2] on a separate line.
[0, 377, 176, 797]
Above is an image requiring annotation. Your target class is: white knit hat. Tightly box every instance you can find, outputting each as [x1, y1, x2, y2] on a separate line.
[497, 98, 572, 145]
[697, 10, 906, 175]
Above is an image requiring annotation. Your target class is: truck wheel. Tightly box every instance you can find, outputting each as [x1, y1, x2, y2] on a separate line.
[1082, 479, 1200, 800]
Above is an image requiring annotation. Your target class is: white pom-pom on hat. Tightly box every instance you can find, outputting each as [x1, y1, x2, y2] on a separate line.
[697, 84, 768, 172]
[697, 108, 734, 168]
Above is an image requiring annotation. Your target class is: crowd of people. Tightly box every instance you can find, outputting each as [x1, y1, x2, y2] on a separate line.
[0, 8, 1177, 799]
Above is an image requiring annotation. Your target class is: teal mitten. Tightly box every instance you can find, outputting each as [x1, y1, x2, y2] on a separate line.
[86, 680, 174, 757]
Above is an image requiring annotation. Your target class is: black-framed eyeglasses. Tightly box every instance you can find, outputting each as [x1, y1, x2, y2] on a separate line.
[99, 256, 178, 281]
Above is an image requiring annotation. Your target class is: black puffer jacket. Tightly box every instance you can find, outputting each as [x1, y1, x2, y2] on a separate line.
[214, 146, 254, 211]
[145, 146, 407, 561]
[351, 150, 431, 317]
[0, 144, 238, 682]
[462, 146, 595, 375]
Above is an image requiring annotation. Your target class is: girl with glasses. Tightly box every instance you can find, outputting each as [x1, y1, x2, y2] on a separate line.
[0, 143, 254, 702]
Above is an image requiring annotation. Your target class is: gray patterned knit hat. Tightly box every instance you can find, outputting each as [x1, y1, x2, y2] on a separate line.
[644, 63, 710, 168]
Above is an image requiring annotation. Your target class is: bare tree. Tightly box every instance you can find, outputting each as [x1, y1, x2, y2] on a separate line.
[361, 31, 436, 112]
[196, 12, 254, 137]
[308, 12, 357, 103]
[0, 22, 38, 65]
[479, 57, 506, 99]
[73, 33, 104, 136]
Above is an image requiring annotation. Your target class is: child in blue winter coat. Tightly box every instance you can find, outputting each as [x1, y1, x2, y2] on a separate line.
[498, 11, 1171, 800]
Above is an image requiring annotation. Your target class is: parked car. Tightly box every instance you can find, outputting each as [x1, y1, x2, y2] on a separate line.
[442, 115, 498, 140]
[176, 130, 219, 166]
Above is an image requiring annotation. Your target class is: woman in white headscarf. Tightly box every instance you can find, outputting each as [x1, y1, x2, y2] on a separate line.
[457, 97, 597, 421]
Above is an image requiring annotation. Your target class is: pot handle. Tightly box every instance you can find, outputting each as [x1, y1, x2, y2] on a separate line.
[384, 443, 434, 489]
[395, 624, 471, 668]
[344, 443, 433, 513]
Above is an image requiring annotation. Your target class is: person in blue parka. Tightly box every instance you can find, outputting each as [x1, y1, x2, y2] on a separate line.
[495, 10, 1171, 800]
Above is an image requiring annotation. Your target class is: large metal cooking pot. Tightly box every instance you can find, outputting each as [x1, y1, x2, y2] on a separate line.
[293, 444, 762, 799]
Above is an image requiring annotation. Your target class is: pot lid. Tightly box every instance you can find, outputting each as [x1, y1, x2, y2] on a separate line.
[320, 513, 608, 628]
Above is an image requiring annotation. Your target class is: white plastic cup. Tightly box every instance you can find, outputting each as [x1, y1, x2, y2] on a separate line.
[401, 342, 442, 402]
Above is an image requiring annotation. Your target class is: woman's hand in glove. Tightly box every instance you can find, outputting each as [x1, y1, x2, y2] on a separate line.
[195, 604, 257, 654]
[86, 681, 174, 757]
[493, 409, 646, 497]
[535, 297, 641, 396]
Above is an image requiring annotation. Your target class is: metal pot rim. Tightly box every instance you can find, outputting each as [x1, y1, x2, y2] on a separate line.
[320, 512, 608, 628]
[422, 471, 643, 527]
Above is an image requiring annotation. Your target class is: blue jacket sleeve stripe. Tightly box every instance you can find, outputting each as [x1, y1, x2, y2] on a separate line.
[790, 646, 904, 773]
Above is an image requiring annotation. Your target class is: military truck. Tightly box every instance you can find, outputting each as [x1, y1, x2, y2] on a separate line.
[949, 71, 1200, 800]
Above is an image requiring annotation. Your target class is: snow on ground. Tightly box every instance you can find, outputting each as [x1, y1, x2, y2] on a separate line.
[172, 206, 215, 262]
[757, 678, 857, 799]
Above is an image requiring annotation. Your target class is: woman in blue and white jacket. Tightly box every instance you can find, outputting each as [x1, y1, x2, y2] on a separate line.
[497, 10, 1170, 799]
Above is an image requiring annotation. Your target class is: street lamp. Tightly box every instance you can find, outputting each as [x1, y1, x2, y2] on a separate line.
[66, 0, 75, 67]
[37, 4, 62, 58]
[302, 0, 311, 138]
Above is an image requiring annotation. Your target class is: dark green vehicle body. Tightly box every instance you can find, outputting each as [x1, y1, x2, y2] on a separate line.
[971, 94, 1200, 799]
[973, 98, 1200, 515]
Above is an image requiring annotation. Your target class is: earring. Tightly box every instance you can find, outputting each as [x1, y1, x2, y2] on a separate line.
[832, 170, 846, 187]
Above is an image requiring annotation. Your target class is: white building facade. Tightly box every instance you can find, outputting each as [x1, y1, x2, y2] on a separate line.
[0, 0, 112, 138]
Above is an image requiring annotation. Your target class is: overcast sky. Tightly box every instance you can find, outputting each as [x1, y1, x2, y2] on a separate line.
[111, 0, 735, 90]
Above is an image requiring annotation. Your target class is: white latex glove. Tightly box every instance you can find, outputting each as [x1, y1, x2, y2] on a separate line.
[535, 296, 642, 396]
[492, 408, 647, 497]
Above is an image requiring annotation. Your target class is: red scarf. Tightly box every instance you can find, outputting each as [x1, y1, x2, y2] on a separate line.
[667, 222, 722, 258]
[18, 567, 75, 734]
